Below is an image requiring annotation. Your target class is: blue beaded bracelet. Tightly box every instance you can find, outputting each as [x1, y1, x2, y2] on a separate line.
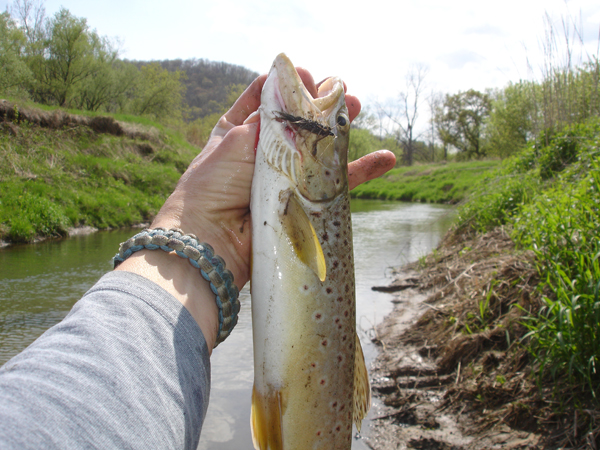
[113, 228, 240, 347]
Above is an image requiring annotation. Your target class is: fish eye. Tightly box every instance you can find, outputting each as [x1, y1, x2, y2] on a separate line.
[337, 114, 348, 127]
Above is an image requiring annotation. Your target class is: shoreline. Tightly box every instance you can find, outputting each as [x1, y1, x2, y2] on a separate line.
[364, 228, 545, 449]
[0, 223, 150, 249]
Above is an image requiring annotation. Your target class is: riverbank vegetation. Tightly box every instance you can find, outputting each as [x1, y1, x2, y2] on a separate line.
[0, 101, 199, 243]
[458, 116, 600, 409]
[372, 119, 600, 448]
[373, 72, 600, 448]
[350, 160, 500, 203]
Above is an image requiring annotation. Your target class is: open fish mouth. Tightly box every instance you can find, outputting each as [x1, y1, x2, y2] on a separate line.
[260, 54, 350, 202]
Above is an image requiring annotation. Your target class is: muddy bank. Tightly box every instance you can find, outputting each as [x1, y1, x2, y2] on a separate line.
[362, 227, 569, 450]
[0, 100, 158, 142]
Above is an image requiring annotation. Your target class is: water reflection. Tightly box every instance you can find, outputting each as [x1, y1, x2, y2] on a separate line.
[0, 229, 134, 363]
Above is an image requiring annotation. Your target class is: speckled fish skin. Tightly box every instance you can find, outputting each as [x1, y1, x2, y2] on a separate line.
[250, 53, 370, 450]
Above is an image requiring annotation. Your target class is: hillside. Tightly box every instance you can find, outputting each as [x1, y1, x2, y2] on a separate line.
[158, 58, 259, 120]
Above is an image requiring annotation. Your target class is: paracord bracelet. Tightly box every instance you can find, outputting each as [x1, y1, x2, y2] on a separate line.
[113, 228, 240, 347]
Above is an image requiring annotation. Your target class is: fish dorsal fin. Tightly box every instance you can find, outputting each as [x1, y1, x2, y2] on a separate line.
[251, 386, 283, 450]
[280, 191, 326, 282]
[353, 334, 371, 432]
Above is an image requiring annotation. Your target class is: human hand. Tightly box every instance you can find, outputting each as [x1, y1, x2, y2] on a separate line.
[151, 70, 396, 291]
[117, 69, 395, 350]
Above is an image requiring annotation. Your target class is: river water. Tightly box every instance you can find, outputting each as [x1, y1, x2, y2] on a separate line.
[0, 200, 454, 448]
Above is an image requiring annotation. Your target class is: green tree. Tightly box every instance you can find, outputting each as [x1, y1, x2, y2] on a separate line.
[436, 89, 491, 159]
[28, 8, 106, 106]
[76, 56, 138, 112]
[348, 128, 381, 162]
[486, 82, 537, 158]
[130, 63, 185, 120]
[0, 12, 32, 97]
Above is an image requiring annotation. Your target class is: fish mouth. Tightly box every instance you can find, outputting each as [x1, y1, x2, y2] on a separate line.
[271, 53, 344, 124]
[262, 53, 350, 202]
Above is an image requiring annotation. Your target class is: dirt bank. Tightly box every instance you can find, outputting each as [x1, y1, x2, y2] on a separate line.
[361, 227, 587, 449]
[0, 100, 158, 142]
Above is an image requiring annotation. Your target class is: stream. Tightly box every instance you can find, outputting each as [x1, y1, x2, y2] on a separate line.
[0, 200, 455, 448]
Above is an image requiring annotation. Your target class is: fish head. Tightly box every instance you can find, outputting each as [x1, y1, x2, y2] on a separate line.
[261, 53, 350, 202]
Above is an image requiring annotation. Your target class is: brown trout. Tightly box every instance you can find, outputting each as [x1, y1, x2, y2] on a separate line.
[250, 53, 370, 450]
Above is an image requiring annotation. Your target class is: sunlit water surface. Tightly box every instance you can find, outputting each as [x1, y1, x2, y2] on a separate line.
[0, 200, 455, 449]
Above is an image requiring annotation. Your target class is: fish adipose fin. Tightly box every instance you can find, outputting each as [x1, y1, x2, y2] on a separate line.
[251, 386, 284, 450]
[353, 334, 371, 432]
[280, 191, 326, 282]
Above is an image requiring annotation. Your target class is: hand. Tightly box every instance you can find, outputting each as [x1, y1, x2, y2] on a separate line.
[151, 69, 395, 288]
[117, 69, 396, 350]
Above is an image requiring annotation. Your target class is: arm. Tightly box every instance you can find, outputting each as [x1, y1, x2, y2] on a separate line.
[0, 69, 395, 450]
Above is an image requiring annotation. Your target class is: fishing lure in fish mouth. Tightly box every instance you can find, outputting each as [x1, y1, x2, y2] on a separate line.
[250, 53, 371, 450]
[273, 111, 334, 137]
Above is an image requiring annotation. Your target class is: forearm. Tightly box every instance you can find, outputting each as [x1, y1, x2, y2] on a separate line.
[115, 248, 220, 351]
[0, 271, 210, 450]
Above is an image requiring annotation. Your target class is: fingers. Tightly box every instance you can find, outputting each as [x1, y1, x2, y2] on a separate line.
[348, 150, 397, 191]
[315, 76, 361, 122]
[297, 67, 317, 98]
[221, 68, 360, 128]
[346, 94, 361, 123]
[222, 74, 268, 127]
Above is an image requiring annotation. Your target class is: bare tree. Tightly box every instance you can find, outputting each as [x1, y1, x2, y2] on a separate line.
[375, 64, 428, 166]
[9, 0, 45, 45]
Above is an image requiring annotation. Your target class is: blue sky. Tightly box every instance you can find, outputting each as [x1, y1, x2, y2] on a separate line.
[2, 0, 599, 105]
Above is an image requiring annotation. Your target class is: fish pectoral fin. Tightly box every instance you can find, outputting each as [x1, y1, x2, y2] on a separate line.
[280, 191, 326, 282]
[251, 385, 284, 450]
[353, 334, 371, 432]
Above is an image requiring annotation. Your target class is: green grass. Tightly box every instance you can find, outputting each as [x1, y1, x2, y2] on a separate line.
[513, 135, 600, 400]
[453, 116, 600, 404]
[0, 108, 199, 243]
[350, 160, 501, 204]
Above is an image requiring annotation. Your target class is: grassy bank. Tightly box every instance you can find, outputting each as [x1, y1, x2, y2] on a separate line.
[421, 116, 600, 445]
[463, 117, 600, 395]
[0, 101, 199, 243]
[350, 160, 501, 204]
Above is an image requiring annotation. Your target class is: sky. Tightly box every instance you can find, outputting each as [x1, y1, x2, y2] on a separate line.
[2, 0, 600, 107]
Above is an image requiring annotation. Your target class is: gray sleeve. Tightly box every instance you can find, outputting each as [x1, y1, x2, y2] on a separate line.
[0, 270, 211, 450]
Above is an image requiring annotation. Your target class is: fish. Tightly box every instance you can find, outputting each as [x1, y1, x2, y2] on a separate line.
[250, 53, 371, 450]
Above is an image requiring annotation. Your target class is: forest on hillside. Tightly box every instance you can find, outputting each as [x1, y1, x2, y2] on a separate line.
[1, 0, 599, 165]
